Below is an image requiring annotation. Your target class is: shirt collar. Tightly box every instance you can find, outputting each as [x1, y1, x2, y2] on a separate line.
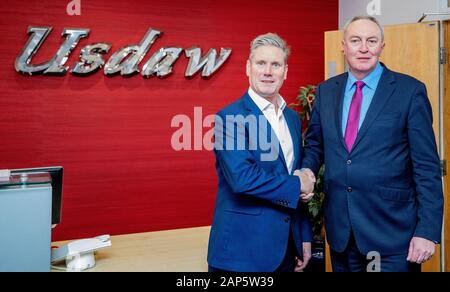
[346, 62, 384, 92]
[248, 87, 286, 112]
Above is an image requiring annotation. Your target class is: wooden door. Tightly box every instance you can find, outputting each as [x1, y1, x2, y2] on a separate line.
[443, 20, 450, 273]
[324, 21, 443, 272]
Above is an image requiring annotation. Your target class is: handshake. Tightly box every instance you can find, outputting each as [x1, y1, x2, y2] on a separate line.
[293, 168, 316, 203]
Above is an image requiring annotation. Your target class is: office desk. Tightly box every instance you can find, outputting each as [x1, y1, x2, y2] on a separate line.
[52, 226, 210, 272]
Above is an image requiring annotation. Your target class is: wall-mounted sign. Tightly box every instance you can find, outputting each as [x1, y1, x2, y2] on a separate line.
[15, 27, 232, 79]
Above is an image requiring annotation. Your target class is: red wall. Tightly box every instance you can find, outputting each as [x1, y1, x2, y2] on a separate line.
[0, 0, 338, 240]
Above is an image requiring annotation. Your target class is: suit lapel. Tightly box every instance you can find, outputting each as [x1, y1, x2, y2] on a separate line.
[350, 68, 396, 152]
[334, 74, 349, 151]
[243, 93, 289, 172]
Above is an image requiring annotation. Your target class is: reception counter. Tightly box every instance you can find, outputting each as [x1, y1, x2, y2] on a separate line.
[52, 226, 210, 272]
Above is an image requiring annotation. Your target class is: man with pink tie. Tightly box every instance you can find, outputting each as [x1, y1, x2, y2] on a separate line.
[302, 16, 443, 272]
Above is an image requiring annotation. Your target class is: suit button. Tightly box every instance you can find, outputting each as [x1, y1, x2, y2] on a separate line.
[347, 160, 352, 165]
[284, 217, 290, 223]
[347, 187, 353, 192]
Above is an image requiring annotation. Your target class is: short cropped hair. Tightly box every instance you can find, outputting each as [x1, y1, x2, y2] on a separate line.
[343, 16, 384, 41]
[249, 33, 290, 62]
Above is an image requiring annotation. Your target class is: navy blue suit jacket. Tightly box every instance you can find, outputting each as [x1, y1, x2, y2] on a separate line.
[207, 92, 313, 271]
[302, 65, 443, 255]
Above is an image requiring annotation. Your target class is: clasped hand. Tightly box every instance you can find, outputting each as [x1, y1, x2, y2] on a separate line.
[293, 168, 316, 203]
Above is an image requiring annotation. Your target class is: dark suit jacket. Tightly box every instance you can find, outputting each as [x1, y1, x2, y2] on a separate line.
[302, 64, 443, 255]
[207, 92, 313, 271]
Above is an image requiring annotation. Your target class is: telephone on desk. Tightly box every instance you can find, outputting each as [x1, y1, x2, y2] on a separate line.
[51, 235, 112, 272]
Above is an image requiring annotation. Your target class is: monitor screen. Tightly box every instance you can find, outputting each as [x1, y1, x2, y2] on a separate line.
[10, 166, 63, 225]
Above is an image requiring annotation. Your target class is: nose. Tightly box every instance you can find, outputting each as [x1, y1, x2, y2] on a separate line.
[263, 64, 272, 75]
[359, 41, 369, 52]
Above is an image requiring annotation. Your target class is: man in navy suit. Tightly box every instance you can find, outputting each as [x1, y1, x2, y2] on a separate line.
[302, 16, 444, 272]
[207, 33, 315, 272]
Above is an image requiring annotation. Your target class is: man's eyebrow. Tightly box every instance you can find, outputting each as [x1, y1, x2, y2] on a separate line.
[349, 35, 379, 39]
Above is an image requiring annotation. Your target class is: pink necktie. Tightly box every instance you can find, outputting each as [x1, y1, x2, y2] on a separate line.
[344, 81, 365, 152]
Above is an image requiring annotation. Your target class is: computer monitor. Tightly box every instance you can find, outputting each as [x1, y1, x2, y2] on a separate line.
[10, 166, 63, 225]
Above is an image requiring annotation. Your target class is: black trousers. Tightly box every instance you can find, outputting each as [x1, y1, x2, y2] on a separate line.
[330, 232, 421, 272]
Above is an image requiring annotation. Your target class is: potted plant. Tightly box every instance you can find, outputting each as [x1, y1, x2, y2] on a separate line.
[290, 85, 325, 272]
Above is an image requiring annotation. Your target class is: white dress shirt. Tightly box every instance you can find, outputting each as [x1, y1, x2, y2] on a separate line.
[248, 88, 294, 174]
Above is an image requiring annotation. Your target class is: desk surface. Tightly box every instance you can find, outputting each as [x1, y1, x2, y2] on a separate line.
[52, 226, 210, 272]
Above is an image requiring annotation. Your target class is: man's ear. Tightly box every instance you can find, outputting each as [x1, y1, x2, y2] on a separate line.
[284, 64, 288, 80]
[246, 60, 250, 77]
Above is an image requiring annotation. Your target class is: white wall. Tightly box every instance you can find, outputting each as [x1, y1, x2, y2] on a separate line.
[339, 0, 450, 28]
